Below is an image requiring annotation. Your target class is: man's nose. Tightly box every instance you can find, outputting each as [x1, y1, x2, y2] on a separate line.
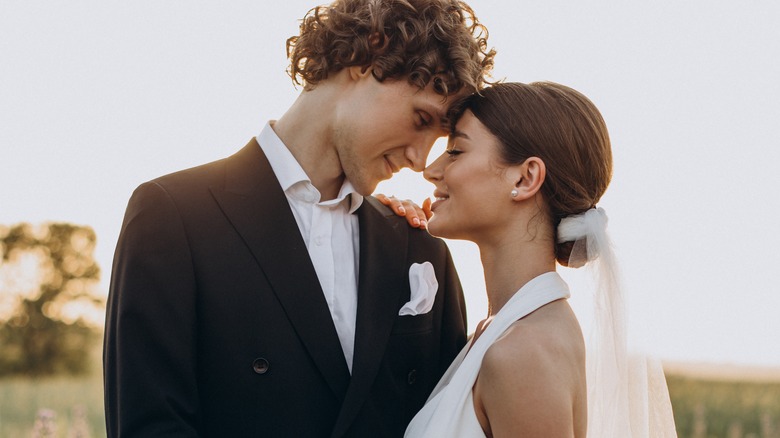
[423, 153, 446, 182]
[406, 132, 441, 172]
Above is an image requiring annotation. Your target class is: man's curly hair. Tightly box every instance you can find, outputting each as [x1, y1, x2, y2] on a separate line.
[286, 0, 495, 95]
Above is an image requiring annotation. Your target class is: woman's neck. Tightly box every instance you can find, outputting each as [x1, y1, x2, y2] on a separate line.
[479, 236, 556, 319]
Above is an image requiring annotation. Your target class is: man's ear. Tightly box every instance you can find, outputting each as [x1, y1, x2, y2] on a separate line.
[509, 157, 546, 201]
[348, 65, 373, 81]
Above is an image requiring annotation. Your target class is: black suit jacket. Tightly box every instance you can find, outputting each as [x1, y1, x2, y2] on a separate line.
[103, 139, 467, 437]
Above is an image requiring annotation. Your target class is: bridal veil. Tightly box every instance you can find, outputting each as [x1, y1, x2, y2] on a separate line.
[559, 207, 677, 437]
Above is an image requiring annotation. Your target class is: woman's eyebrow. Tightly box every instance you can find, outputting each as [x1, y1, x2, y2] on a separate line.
[450, 129, 469, 140]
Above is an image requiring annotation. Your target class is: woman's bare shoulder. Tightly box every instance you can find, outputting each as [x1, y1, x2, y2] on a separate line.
[489, 336, 578, 391]
[487, 300, 584, 370]
[474, 300, 586, 436]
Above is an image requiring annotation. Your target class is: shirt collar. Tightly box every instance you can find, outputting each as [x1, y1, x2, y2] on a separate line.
[257, 122, 363, 213]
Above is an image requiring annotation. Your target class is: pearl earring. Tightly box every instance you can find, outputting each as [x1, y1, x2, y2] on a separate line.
[511, 189, 518, 198]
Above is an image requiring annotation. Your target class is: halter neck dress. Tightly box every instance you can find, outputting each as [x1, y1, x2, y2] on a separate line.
[405, 272, 571, 437]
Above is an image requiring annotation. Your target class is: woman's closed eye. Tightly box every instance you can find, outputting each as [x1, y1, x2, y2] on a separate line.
[445, 148, 462, 156]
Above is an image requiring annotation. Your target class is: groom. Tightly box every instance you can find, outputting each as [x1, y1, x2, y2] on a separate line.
[103, 0, 494, 436]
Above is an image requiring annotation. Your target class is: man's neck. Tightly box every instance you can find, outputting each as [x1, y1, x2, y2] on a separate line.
[272, 88, 345, 201]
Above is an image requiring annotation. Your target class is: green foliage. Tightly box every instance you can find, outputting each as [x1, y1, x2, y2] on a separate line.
[0, 223, 102, 377]
[667, 373, 780, 437]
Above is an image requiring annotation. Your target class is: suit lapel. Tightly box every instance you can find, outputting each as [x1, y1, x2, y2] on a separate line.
[209, 139, 350, 400]
[331, 197, 409, 437]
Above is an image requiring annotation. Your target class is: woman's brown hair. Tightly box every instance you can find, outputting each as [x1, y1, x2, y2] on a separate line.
[452, 82, 613, 265]
[286, 0, 495, 95]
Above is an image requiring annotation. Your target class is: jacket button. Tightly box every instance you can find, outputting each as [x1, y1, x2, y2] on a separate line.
[252, 358, 269, 374]
[407, 369, 417, 385]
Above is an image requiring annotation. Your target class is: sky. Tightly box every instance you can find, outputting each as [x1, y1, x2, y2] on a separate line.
[1, 1, 779, 367]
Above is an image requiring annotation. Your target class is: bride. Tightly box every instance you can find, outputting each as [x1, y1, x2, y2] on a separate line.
[394, 81, 676, 437]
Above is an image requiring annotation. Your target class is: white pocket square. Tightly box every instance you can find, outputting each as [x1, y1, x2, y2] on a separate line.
[399, 262, 438, 316]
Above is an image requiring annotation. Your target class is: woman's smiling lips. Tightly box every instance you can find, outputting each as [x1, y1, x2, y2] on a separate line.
[431, 190, 449, 211]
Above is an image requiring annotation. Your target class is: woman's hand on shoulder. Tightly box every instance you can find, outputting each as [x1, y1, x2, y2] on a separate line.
[375, 194, 432, 229]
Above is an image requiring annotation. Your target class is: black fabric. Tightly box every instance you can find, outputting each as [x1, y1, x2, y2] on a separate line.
[103, 139, 467, 437]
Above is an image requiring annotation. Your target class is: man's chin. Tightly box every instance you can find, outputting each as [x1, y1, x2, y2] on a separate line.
[354, 177, 384, 197]
[358, 181, 379, 197]
[354, 185, 377, 198]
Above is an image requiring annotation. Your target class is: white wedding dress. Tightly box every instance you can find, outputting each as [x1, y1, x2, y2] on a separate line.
[404, 271, 677, 437]
[405, 272, 570, 437]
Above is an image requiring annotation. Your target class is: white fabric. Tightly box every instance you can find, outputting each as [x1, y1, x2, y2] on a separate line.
[558, 207, 677, 437]
[399, 262, 439, 316]
[558, 206, 609, 266]
[405, 272, 571, 438]
[627, 356, 678, 437]
[406, 206, 677, 437]
[257, 122, 363, 373]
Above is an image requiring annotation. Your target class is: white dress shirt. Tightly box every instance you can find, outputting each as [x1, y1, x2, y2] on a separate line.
[257, 122, 363, 373]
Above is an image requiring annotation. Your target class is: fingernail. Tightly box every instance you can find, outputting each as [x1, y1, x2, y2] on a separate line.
[413, 218, 420, 226]
[420, 220, 427, 229]
[399, 206, 406, 214]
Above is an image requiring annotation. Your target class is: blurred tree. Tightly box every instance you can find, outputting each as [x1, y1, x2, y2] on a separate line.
[0, 223, 102, 376]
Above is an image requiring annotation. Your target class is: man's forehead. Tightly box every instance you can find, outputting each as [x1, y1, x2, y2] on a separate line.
[414, 94, 447, 121]
[412, 81, 472, 129]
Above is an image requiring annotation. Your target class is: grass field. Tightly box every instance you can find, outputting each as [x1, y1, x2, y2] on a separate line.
[2, 359, 780, 437]
[0, 372, 104, 437]
[666, 363, 780, 438]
